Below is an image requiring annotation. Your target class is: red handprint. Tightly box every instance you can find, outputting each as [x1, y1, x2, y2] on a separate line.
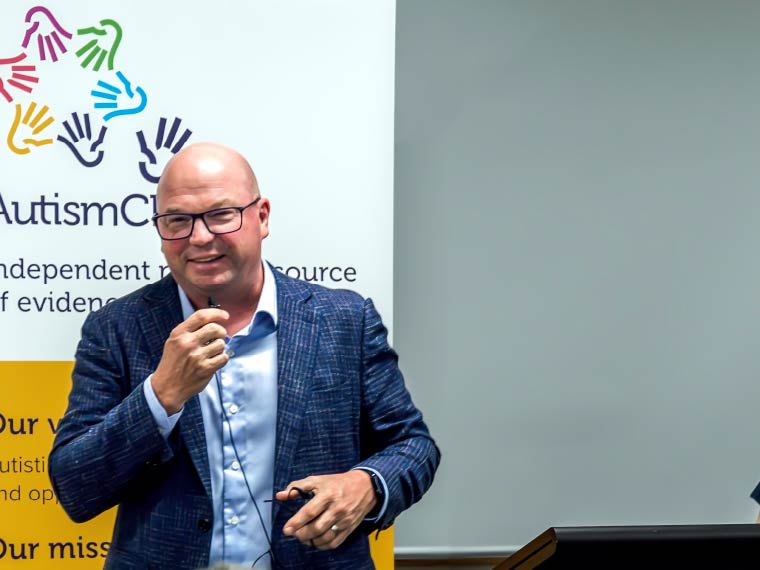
[0, 54, 39, 103]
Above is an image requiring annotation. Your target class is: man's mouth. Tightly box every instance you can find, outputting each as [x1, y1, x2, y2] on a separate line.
[189, 255, 224, 264]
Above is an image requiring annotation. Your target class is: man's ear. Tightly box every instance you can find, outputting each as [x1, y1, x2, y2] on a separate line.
[258, 198, 271, 238]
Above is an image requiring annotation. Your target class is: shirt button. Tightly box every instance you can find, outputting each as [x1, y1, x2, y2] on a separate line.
[227, 349, 236, 357]
[229, 404, 239, 414]
[229, 515, 240, 526]
[231, 460, 240, 471]
[222, 376, 231, 387]
[197, 518, 212, 532]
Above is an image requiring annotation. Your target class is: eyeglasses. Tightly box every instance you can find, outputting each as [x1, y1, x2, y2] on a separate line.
[152, 197, 261, 240]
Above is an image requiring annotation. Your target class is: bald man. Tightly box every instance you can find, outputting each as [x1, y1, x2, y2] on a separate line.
[49, 143, 439, 569]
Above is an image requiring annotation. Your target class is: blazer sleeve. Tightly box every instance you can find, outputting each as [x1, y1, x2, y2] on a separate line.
[48, 309, 173, 522]
[353, 297, 441, 530]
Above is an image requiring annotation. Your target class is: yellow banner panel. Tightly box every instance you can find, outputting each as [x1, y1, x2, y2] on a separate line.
[0, 362, 393, 569]
[0, 361, 115, 568]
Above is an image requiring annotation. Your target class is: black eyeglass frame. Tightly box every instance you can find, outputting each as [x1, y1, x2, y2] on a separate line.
[151, 196, 261, 240]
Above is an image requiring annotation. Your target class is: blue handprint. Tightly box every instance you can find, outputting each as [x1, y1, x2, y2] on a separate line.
[136, 117, 193, 183]
[91, 71, 147, 121]
[57, 112, 108, 167]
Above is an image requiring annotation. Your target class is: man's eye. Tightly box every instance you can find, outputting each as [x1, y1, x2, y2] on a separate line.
[207, 210, 236, 222]
[166, 215, 190, 226]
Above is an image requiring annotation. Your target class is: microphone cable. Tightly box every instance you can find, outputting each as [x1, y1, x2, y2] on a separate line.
[208, 296, 277, 568]
[214, 370, 277, 569]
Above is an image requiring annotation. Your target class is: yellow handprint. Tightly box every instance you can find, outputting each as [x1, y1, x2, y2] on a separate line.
[7, 101, 55, 155]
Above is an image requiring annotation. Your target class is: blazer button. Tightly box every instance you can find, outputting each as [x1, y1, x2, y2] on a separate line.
[198, 518, 212, 532]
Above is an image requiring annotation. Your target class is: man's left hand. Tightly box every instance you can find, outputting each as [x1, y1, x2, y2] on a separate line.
[278, 470, 377, 550]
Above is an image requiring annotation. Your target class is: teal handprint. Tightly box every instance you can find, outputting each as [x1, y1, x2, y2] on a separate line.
[76, 19, 122, 71]
[91, 71, 147, 121]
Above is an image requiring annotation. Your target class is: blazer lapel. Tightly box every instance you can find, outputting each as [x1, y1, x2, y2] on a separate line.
[138, 276, 182, 370]
[273, 271, 319, 494]
[178, 399, 212, 498]
[138, 276, 212, 498]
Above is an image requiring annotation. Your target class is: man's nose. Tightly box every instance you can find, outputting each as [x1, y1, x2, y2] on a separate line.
[188, 218, 215, 245]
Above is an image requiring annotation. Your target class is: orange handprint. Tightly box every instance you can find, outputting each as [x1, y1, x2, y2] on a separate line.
[7, 101, 55, 155]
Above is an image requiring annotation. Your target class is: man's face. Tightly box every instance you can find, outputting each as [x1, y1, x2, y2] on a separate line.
[156, 151, 269, 301]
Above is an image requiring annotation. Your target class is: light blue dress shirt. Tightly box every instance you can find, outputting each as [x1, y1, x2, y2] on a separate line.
[145, 262, 279, 568]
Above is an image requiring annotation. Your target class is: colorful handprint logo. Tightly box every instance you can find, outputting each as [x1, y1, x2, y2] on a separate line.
[3, 4, 193, 179]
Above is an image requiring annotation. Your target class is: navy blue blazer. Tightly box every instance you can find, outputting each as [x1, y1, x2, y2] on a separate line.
[49, 268, 439, 569]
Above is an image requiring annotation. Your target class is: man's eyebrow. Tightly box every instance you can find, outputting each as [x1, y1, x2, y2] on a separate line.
[162, 201, 233, 214]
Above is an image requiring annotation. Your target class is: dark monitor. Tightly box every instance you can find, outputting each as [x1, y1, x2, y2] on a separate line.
[494, 524, 760, 569]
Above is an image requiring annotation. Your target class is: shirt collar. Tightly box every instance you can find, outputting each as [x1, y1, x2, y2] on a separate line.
[176, 260, 279, 333]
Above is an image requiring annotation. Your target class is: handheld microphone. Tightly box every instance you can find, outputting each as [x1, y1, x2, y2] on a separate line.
[202, 298, 222, 347]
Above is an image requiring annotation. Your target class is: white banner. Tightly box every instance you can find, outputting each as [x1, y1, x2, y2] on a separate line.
[0, 3, 395, 567]
[0, 0, 396, 361]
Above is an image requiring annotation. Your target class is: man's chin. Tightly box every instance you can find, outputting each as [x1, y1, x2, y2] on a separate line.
[177, 275, 232, 296]
[191, 280, 230, 293]
[185, 267, 232, 287]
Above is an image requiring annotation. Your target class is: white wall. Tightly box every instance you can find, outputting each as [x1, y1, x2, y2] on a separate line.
[394, 0, 760, 555]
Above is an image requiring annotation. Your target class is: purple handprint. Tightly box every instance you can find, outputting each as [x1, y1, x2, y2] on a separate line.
[136, 117, 193, 183]
[21, 6, 72, 63]
[57, 112, 107, 167]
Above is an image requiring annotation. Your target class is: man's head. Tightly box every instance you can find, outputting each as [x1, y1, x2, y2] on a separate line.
[155, 142, 270, 305]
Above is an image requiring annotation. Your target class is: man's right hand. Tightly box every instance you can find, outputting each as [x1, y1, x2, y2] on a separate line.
[152, 308, 229, 414]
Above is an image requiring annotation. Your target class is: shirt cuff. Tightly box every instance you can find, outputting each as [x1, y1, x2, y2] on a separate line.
[353, 467, 389, 523]
[143, 374, 183, 439]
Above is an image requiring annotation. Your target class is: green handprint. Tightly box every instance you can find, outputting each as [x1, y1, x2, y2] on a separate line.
[76, 19, 123, 72]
